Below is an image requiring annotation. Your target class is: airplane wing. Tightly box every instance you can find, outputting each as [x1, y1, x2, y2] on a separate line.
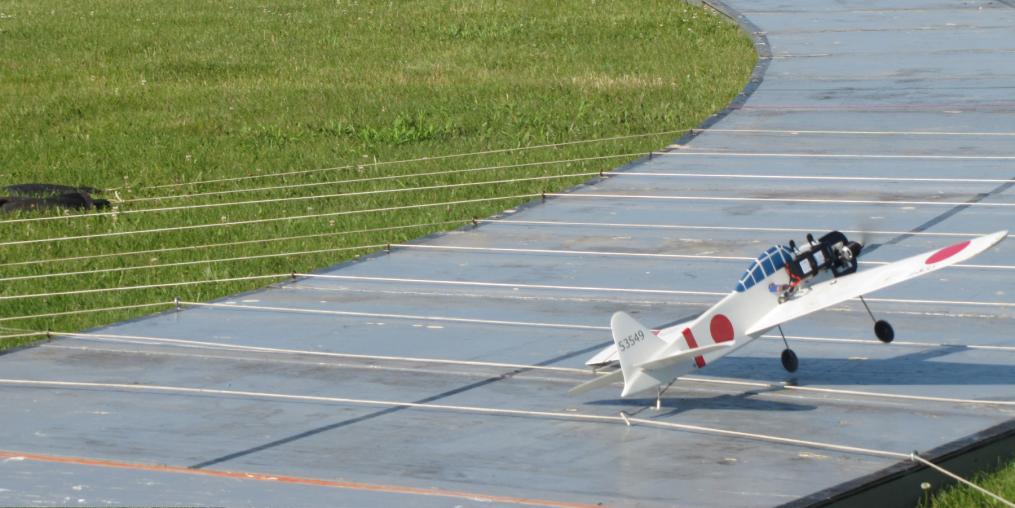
[746, 230, 1007, 336]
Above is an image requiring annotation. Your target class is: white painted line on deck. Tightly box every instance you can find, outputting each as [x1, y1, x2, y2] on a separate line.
[478, 219, 993, 239]
[653, 151, 1015, 160]
[390, 244, 751, 261]
[41, 344, 578, 384]
[759, 334, 1015, 352]
[864, 297, 1015, 307]
[52, 330, 1015, 375]
[389, 244, 1015, 271]
[696, 128, 1015, 137]
[31, 335, 1015, 409]
[179, 301, 610, 331]
[35, 344, 1015, 412]
[1, 377, 1006, 449]
[679, 376, 1015, 408]
[289, 274, 1015, 308]
[291, 273, 728, 297]
[769, 53, 834, 59]
[544, 192, 1015, 208]
[308, 284, 1006, 319]
[292, 285, 1013, 318]
[290, 283, 716, 307]
[781, 385, 1015, 407]
[607, 172, 1014, 184]
[45, 334, 587, 373]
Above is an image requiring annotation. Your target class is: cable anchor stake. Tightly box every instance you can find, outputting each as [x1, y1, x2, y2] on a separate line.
[619, 411, 631, 427]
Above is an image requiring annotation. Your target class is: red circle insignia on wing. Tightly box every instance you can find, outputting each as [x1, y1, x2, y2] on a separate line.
[925, 240, 971, 265]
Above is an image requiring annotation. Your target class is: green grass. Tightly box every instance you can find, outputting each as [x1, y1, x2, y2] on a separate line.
[0, 0, 755, 347]
[922, 458, 1015, 507]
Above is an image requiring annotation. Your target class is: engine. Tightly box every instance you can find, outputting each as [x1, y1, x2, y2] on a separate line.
[788, 230, 863, 282]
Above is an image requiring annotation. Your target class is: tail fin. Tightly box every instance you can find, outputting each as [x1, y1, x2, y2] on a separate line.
[611, 311, 668, 397]
[610, 311, 734, 397]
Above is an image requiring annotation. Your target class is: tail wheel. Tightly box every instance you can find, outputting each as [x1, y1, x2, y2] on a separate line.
[875, 320, 894, 343]
[781, 348, 799, 373]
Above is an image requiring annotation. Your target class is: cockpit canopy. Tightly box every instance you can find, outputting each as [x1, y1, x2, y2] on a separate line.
[735, 245, 795, 292]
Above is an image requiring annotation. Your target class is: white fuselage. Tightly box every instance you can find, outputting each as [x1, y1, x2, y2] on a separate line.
[587, 262, 792, 381]
[655, 267, 788, 373]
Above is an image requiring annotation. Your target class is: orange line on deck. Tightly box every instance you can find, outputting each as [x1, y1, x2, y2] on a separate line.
[0, 450, 600, 508]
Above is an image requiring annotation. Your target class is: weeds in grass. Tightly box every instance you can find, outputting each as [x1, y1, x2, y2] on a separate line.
[921, 458, 1015, 507]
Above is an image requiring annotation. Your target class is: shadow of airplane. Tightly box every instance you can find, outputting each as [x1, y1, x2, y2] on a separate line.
[579, 343, 1015, 413]
[577, 313, 1013, 411]
[585, 385, 817, 418]
[701, 344, 1015, 388]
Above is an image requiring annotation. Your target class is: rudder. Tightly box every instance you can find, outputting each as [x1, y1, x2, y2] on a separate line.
[611, 311, 667, 397]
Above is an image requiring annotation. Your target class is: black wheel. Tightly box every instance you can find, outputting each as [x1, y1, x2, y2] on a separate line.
[875, 320, 894, 343]
[781, 348, 798, 373]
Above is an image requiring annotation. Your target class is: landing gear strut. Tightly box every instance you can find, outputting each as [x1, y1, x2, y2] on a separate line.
[655, 378, 677, 411]
[777, 325, 798, 373]
[859, 295, 894, 343]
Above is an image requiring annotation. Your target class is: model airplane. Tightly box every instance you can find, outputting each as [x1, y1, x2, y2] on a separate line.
[571, 229, 1008, 404]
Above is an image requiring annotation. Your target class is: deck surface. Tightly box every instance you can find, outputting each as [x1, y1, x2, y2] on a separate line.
[2, 1, 1014, 506]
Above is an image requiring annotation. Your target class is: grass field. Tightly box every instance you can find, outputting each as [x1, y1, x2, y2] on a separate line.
[922, 459, 1015, 507]
[0, 1, 755, 346]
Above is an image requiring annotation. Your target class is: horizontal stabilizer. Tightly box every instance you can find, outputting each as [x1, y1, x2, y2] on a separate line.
[585, 343, 619, 367]
[611, 311, 672, 397]
[568, 369, 624, 396]
[636, 342, 732, 371]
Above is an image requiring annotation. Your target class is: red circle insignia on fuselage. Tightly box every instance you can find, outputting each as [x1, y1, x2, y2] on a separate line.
[925, 240, 971, 265]
[710, 314, 735, 343]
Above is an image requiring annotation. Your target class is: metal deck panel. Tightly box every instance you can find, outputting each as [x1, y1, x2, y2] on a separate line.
[475, 198, 1013, 248]
[745, 10, 1015, 33]
[628, 158, 1015, 179]
[2, 0, 1013, 506]
[764, 30, 1015, 55]
[0, 459, 510, 508]
[0, 341, 1001, 508]
[739, 0, 1013, 11]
